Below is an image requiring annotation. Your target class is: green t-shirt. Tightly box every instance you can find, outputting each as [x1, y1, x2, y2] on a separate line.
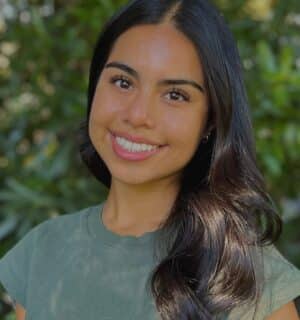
[0, 201, 299, 320]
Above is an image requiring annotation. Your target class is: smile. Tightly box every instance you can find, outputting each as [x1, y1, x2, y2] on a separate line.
[115, 135, 158, 152]
[110, 132, 166, 161]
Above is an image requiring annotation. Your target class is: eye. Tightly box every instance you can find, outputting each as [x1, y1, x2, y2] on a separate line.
[166, 88, 190, 102]
[109, 75, 132, 90]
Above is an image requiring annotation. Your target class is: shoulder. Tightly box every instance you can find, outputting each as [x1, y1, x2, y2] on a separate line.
[260, 244, 300, 295]
[1, 204, 98, 263]
[257, 245, 300, 319]
[30, 204, 97, 242]
[0, 204, 98, 310]
[228, 244, 300, 320]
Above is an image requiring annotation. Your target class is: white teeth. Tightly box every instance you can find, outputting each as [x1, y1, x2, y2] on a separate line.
[115, 136, 158, 152]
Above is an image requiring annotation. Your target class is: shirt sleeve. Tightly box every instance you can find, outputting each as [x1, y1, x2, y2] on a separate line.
[0, 224, 40, 309]
[228, 244, 300, 320]
[258, 245, 300, 317]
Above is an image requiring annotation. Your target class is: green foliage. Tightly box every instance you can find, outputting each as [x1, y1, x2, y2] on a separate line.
[214, 0, 300, 264]
[0, 0, 300, 318]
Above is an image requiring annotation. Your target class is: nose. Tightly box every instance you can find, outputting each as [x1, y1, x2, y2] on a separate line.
[122, 90, 155, 128]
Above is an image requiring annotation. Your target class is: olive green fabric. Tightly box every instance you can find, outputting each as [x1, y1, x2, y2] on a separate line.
[0, 201, 299, 319]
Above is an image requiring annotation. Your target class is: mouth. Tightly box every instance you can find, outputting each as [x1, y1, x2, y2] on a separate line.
[109, 130, 166, 148]
[109, 130, 167, 161]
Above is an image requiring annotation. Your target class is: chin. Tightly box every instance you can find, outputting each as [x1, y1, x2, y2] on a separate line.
[111, 170, 162, 186]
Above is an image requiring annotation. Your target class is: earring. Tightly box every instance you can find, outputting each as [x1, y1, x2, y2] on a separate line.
[202, 132, 211, 143]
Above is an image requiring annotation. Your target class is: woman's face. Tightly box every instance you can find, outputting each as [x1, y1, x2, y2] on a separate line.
[89, 23, 209, 187]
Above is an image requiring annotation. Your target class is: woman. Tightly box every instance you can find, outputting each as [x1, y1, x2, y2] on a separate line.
[0, 0, 299, 319]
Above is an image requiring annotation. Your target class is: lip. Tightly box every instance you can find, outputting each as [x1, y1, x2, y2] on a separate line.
[110, 132, 165, 161]
[110, 130, 163, 146]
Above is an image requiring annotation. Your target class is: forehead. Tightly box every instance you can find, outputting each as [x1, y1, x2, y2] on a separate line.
[107, 23, 204, 83]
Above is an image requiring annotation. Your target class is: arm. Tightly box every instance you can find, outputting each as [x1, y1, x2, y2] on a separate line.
[15, 303, 26, 320]
[266, 301, 299, 320]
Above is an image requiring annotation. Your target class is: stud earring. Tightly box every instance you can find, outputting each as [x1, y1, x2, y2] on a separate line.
[202, 132, 211, 143]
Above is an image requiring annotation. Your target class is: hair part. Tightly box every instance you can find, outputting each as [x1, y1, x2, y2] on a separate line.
[78, 0, 282, 319]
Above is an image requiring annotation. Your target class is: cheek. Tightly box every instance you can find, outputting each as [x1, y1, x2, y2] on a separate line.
[89, 86, 121, 126]
[164, 110, 206, 148]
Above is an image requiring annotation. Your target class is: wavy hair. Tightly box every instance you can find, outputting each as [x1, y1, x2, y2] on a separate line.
[78, 0, 282, 319]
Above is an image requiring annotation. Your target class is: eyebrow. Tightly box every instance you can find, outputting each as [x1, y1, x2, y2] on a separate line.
[104, 61, 205, 94]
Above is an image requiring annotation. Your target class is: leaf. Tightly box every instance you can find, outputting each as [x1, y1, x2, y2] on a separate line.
[0, 216, 18, 240]
[279, 46, 294, 74]
[256, 40, 276, 73]
[262, 154, 282, 177]
[5, 178, 54, 207]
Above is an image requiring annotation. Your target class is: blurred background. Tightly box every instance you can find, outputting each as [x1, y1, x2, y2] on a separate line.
[0, 0, 299, 318]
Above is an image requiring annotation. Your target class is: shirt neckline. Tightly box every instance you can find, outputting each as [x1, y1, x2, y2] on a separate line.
[87, 201, 160, 250]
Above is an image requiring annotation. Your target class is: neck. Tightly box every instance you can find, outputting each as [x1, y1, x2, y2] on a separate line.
[102, 177, 180, 237]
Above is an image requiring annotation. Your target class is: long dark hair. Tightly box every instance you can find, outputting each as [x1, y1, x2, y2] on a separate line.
[78, 0, 282, 319]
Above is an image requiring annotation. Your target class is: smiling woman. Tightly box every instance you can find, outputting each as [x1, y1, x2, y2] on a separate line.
[88, 22, 210, 191]
[0, 0, 300, 320]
